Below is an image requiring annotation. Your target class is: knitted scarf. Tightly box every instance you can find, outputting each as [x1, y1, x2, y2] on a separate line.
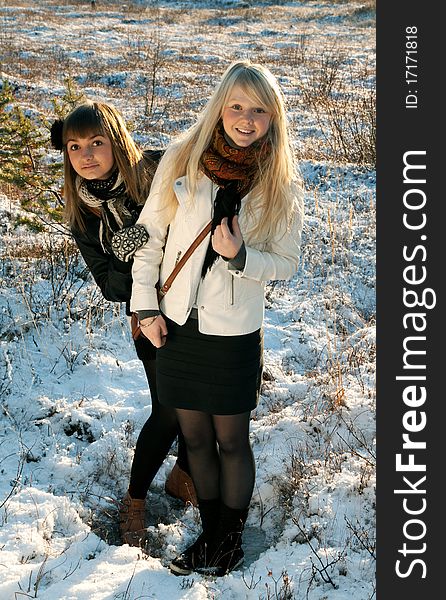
[199, 123, 269, 276]
[77, 170, 141, 252]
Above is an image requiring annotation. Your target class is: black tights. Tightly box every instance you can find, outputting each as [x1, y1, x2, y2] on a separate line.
[175, 408, 255, 510]
[128, 358, 189, 499]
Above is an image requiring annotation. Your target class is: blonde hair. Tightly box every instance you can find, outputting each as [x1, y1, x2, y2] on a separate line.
[62, 100, 156, 232]
[161, 60, 300, 243]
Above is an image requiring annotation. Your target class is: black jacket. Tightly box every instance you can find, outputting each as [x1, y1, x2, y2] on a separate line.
[74, 219, 155, 363]
[72, 211, 134, 307]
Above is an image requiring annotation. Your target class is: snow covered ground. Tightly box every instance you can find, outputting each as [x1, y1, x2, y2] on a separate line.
[0, 2, 376, 598]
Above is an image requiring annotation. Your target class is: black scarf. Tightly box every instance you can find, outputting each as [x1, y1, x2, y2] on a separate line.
[201, 182, 241, 277]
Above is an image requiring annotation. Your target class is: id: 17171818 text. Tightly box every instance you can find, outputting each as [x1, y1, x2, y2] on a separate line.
[405, 26, 418, 109]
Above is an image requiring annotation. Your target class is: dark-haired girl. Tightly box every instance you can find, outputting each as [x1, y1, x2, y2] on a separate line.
[51, 100, 197, 547]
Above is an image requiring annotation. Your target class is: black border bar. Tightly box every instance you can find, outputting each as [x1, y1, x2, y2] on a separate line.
[377, 2, 442, 597]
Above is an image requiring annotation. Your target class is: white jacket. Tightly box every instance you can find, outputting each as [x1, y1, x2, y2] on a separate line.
[131, 151, 304, 336]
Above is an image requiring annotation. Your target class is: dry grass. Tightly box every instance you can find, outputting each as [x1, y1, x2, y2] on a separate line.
[0, 1, 375, 166]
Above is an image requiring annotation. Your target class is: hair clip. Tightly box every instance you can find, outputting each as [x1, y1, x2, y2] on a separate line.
[50, 119, 64, 151]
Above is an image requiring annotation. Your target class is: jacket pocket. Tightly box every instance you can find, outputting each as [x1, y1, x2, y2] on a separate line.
[225, 272, 262, 309]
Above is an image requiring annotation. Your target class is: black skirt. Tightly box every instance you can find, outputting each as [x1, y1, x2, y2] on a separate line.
[156, 316, 263, 415]
[133, 333, 157, 362]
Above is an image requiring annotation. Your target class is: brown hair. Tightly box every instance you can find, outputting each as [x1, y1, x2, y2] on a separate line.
[62, 100, 156, 232]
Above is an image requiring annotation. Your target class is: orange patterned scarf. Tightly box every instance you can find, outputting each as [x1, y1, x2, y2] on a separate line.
[199, 122, 270, 197]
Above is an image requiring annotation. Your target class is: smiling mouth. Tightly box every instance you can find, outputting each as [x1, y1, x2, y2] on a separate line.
[236, 128, 255, 135]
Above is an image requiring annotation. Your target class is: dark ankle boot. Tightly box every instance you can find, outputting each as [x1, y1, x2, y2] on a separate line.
[198, 503, 249, 576]
[169, 497, 220, 576]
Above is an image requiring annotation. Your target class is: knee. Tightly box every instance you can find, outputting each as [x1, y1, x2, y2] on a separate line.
[217, 433, 250, 456]
[182, 430, 214, 454]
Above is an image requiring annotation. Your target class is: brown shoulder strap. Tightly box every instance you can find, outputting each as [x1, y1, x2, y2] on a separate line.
[158, 220, 212, 299]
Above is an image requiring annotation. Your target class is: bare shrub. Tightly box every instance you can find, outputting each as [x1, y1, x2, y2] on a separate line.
[274, 443, 312, 523]
[2, 233, 87, 318]
[261, 569, 294, 600]
[301, 53, 375, 165]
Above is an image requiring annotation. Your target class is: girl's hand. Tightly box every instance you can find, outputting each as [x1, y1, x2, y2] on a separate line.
[140, 315, 168, 347]
[212, 215, 243, 259]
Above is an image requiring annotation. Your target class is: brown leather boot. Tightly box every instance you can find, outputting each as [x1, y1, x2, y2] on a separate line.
[119, 491, 146, 546]
[165, 462, 198, 507]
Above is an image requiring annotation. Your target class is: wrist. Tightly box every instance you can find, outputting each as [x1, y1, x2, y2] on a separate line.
[137, 309, 160, 320]
[140, 315, 158, 328]
[221, 243, 242, 261]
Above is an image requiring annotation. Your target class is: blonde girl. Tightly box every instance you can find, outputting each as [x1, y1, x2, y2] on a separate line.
[131, 61, 304, 576]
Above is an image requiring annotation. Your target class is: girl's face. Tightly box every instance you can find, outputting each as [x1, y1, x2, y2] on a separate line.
[222, 84, 271, 148]
[66, 132, 115, 180]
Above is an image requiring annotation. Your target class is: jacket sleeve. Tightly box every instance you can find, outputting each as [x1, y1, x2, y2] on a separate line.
[130, 149, 175, 313]
[235, 180, 305, 282]
[72, 226, 133, 303]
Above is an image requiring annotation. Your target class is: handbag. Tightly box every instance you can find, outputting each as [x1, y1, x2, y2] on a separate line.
[131, 220, 212, 340]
